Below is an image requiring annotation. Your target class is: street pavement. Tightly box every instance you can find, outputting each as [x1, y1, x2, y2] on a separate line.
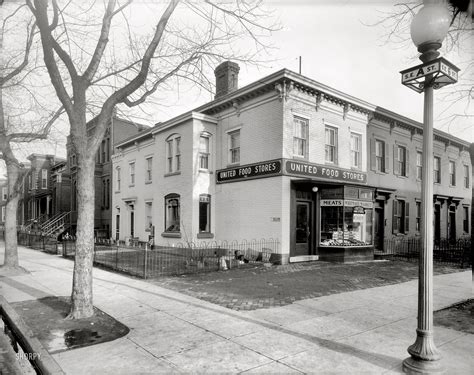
[0, 245, 472, 374]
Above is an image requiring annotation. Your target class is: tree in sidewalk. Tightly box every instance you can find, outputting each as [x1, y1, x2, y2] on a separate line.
[368, 0, 473, 131]
[27, 0, 277, 319]
[0, 1, 62, 272]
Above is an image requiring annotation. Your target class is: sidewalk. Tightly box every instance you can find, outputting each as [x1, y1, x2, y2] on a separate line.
[1, 245, 472, 374]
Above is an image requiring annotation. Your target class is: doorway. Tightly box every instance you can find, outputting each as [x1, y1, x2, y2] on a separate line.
[374, 206, 384, 251]
[448, 205, 456, 241]
[293, 201, 312, 257]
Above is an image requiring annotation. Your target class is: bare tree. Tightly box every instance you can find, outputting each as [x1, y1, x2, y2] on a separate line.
[368, 0, 473, 132]
[0, 1, 62, 272]
[27, 0, 277, 318]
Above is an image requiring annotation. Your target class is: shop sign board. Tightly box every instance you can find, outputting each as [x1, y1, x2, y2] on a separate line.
[216, 159, 282, 183]
[285, 160, 367, 184]
[320, 199, 373, 209]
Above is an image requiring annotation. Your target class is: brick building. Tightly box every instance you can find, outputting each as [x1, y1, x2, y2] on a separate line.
[67, 116, 149, 238]
[18, 154, 66, 228]
[111, 62, 471, 263]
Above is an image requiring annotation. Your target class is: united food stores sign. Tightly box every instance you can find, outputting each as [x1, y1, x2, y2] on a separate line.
[216, 159, 367, 184]
[400, 57, 459, 93]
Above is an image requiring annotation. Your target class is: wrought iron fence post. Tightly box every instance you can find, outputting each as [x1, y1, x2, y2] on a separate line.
[144, 245, 148, 279]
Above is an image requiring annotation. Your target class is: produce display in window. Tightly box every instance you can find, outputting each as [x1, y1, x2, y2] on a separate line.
[320, 206, 373, 246]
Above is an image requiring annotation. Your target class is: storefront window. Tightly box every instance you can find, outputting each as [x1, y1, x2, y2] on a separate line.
[320, 186, 374, 247]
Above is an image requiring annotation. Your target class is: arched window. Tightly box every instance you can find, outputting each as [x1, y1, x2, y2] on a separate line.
[164, 193, 180, 232]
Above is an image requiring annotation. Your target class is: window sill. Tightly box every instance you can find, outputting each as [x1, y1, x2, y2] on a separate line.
[145, 180, 152, 184]
[227, 163, 240, 168]
[164, 172, 181, 177]
[129, 184, 135, 187]
[161, 232, 181, 238]
[199, 169, 213, 174]
[197, 232, 214, 239]
[292, 155, 307, 160]
[115, 190, 121, 194]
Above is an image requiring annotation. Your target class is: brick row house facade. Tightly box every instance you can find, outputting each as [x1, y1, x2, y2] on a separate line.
[111, 62, 472, 263]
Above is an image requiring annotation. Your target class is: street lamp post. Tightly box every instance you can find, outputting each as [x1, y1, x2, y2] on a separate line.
[399, 1, 459, 374]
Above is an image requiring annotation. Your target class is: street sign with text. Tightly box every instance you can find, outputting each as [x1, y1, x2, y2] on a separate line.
[400, 57, 459, 93]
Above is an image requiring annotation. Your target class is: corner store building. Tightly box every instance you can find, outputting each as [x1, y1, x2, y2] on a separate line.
[112, 62, 471, 264]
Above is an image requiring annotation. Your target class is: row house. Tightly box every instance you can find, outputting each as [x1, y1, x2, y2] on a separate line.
[18, 154, 65, 227]
[66, 116, 149, 238]
[112, 62, 471, 264]
[368, 108, 471, 250]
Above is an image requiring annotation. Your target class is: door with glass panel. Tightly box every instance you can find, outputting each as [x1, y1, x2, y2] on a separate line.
[294, 201, 311, 256]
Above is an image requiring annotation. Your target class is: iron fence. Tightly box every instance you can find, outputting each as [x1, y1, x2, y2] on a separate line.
[16, 231, 59, 255]
[378, 237, 471, 268]
[63, 238, 279, 278]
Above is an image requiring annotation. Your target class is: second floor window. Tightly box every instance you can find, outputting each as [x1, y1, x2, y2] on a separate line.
[166, 135, 181, 173]
[129, 162, 135, 185]
[395, 145, 407, 177]
[146, 157, 153, 182]
[350, 133, 361, 169]
[229, 130, 240, 164]
[116, 167, 121, 191]
[434, 156, 441, 183]
[463, 206, 469, 233]
[41, 169, 48, 189]
[2, 187, 7, 201]
[416, 151, 422, 180]
[293, 116, 308, 158]
[325, 126, 337, 164]
[449, 160, 456, 186]
[199, 135, 210, 170]
[463, 165, 469, 188]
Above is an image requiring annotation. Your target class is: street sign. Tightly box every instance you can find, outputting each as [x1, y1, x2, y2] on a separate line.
[400, 57, 459, 93]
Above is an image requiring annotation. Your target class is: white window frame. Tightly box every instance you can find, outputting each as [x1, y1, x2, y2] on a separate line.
[449, 160, 456, 186]
[41, 169, 48, 189]
[416, 151, 422, 180]
[324, 125, 338, 164]
[164, 194, 180, 233]
[146, 157, 153, 183]
[434, 156, 441, 183]
[145, 201, 153, 231]
[293, 116, 308, 158]
[375, 139, 385, 172]
[199, 134, 210, 170]
[463, 165, 469, 188]
[166, 135, 181, 174]
[228, 129, 240, 165]
[350, 132, 362, 169]
[396, 145, 407, 177]
[129, 162, 135, 186]
[116, 166, 121, 191]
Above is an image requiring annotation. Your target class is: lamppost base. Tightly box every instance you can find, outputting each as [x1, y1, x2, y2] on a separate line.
[402, 356, 444, 374]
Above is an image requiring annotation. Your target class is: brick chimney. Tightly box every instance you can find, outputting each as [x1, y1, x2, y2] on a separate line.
[214, 61, 240, 99]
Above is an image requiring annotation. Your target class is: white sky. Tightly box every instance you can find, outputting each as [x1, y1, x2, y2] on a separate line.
[148, 0, 472, 143]
[1, 0, 472, 177]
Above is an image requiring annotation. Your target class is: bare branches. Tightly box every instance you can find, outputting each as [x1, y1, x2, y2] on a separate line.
[8, 106, 64, 142]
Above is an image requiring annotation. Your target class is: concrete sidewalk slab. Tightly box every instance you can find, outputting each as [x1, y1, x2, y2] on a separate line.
[1, 245, 472, 374]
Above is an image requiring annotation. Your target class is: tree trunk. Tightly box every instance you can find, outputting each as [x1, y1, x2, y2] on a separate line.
[2, 161, 23, 271]
[67, 155, 96, 319]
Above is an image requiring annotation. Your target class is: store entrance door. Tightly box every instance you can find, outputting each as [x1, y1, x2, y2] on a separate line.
[374, 206, 384, 251]
[293, 201, 311, 256]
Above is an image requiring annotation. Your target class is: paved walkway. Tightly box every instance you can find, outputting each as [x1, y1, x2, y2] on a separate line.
[1, 245, 472, 374]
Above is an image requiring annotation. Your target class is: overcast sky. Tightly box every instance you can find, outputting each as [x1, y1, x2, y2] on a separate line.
[1, 1, 473, 176]
[148, 0, 472, 143]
